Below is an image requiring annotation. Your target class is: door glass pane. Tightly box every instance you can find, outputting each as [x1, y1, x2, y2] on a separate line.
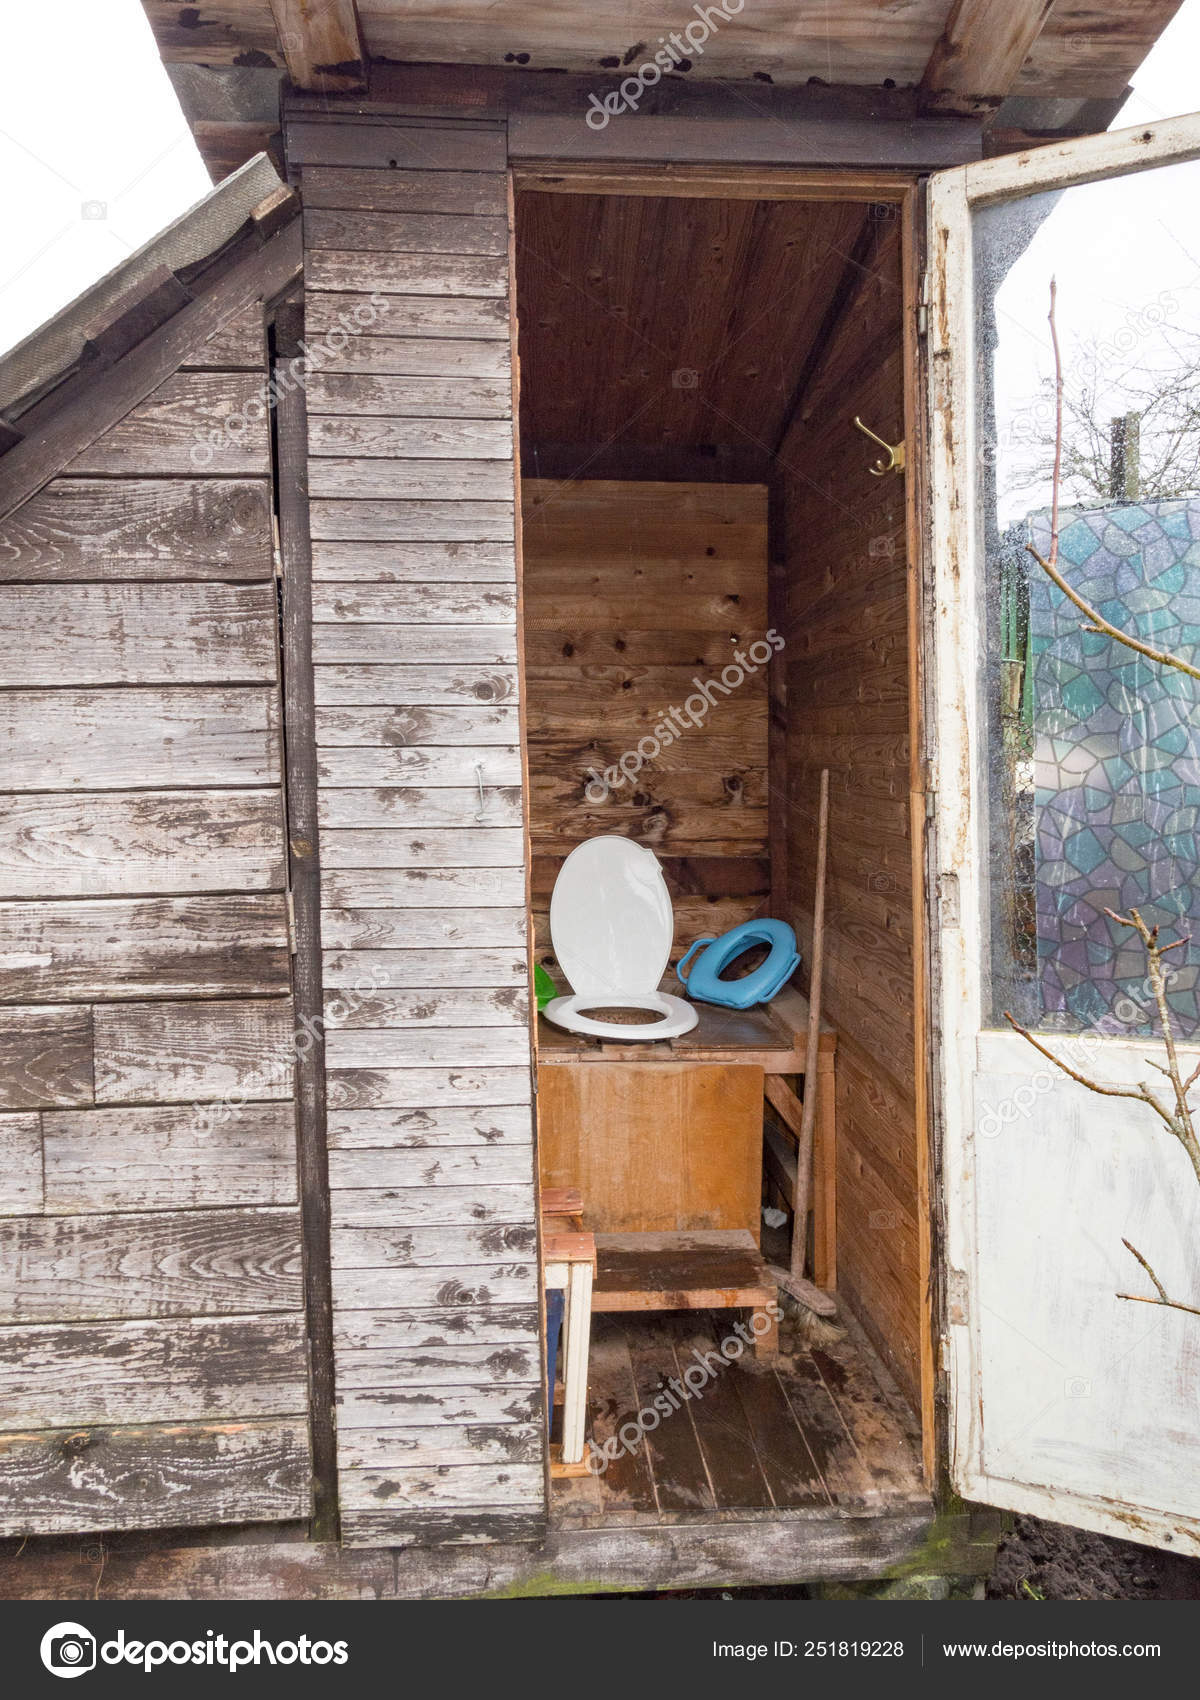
[975, 158, 1200, 1034]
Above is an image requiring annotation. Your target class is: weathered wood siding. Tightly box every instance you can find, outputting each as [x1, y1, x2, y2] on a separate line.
[773, 216, 923, 1408]
[0, 305, 312, 1533]
[289, 111, 543, 1549]
[522, 479, 769, 969]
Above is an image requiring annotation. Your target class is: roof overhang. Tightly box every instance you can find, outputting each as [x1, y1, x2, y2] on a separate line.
[141, 0, 1183, 108]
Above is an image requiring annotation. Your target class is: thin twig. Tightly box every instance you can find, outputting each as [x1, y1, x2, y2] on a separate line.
[1118, 1240, 1200, 1318]
[1047, 276, 1063, 569]
[1108, 907, 1200, 1183]
[1025, 544, 1200, 681]
[1025, 281, 1200, 682]
[1122, 1238, 1168, 1302]
[1116, 1293, 1200, 1318]
[1002, 1012, 1173, 1122]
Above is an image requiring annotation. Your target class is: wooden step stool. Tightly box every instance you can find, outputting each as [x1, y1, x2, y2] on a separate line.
[591, 1230, 780, 1361]
[541, 1187, 595, 1475]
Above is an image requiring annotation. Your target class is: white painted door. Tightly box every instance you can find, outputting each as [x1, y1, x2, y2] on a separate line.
[927, 112, 1200, 1553]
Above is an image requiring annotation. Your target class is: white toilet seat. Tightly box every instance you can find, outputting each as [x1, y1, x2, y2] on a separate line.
[544, 837, 697, 1042]
[544, 990, 697, 1041]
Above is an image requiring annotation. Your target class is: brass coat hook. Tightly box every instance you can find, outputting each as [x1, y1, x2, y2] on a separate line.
[853, 416, 906, 476]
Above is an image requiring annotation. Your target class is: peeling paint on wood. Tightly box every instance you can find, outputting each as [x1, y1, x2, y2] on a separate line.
[0, 687, 281, 791]
[42, 1103, 297, 1213]
[0, 584, 279, 687]
[66, 372, 271, 477]
[0, 895, 290, 1002]
[91, 997, 295, 1103]
[329, 1182, 536, 1228]
[0, 1208, 304, 1323]
[0, 1007, 92, 1110]
[0, 1113, 42, 1213]
[0, 1417, 310, 1536]
[292, 115, 543, 1547]
[0, 792, 286, 898]
[327, 1067, 533, 1111]
[326, 1105, 533, 1149]
[0, 1314, 309, 1429]
[0, 479, 272, 581]
[332, 1305, 539, 1350]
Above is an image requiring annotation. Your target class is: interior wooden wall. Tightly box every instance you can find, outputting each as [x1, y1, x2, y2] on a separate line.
[772, 214, 923, 1410]
[521, 478, 769, 976]
[0, 305, 312, 1534]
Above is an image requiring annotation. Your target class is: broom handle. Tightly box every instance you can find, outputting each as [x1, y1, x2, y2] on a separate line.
[791, 768, 829, 1281]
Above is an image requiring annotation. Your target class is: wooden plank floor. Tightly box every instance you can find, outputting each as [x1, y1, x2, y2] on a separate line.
[553, 1310, 928, 1527]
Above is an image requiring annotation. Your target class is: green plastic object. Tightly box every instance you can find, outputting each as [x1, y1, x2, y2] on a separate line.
[534, 963, 557, 1011]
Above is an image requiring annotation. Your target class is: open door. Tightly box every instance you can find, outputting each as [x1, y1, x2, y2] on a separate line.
[927, 113, 1200, 1553]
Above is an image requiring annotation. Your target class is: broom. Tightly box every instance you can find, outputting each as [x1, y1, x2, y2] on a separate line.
[769, 767, 835, 1319]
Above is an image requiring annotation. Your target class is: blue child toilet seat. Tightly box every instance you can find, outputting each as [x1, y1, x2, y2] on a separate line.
[676, 918, 800, 1010]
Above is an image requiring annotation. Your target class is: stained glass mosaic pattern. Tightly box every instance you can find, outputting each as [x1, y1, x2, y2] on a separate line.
[1028, 498, 1200, 1034]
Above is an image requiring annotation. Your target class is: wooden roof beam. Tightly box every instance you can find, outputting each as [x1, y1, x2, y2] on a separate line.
[920, 0, 1056, 117]
[268, 0, 367, 95]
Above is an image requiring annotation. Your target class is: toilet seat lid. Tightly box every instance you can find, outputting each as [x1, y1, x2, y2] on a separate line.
[550, 837, 673, 998]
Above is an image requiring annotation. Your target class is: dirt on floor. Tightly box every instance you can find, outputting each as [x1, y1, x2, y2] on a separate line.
[986, 1515, 1200, 1600]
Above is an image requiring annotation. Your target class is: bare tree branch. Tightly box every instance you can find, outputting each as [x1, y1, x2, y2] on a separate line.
[1118, 1239, 1200, 1319]
[1024, 283, 1200, 682]
[1025, 542, 1200, 682]
[1002, 1010, 1174, 1123]
[1012, 320, 1200, 504]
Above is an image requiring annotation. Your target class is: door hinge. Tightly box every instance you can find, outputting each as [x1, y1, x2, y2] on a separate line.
[947, 1266, 969, 1326]
[286, 888, 297, 954]
[272, 513, 284, 581]
[917, 270, 930, 337]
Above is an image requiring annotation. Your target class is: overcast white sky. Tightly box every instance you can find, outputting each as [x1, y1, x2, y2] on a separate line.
[0, 0, 1199, 362]
[0, 0, 209, 359]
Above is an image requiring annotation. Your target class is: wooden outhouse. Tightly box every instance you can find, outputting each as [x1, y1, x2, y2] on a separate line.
[1, 0, 1199, 1598]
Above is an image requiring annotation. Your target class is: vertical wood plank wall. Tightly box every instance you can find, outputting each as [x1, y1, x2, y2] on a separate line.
[521, 478, 769, 965]
[0, 304, 312, 1533]
[774, 218, 923, 1408]
[287, 112, 544, 1548]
